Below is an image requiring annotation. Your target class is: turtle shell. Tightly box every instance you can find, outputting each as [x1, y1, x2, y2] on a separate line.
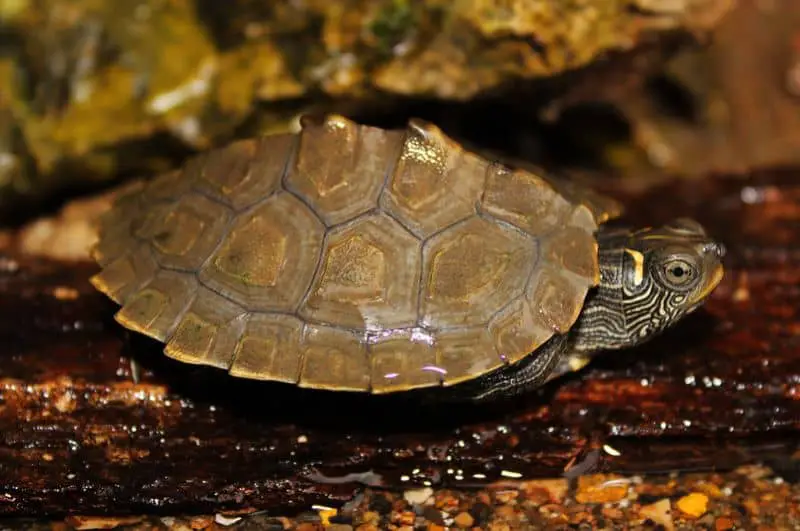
[90, 115, 622, 393]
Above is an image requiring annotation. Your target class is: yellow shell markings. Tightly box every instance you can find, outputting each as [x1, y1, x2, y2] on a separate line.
[90, 114, 617, 393]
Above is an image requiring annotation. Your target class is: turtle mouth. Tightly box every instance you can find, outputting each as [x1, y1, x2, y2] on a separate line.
[688, 262, 724, 306]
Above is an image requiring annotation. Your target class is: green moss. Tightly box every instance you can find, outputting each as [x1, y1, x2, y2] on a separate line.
[369, 0, 415, 58]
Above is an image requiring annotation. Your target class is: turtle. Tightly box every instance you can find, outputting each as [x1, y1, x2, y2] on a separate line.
[90, 114, 725, 401]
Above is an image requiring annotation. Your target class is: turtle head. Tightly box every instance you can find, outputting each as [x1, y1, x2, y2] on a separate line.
[572, 218, 725, 352]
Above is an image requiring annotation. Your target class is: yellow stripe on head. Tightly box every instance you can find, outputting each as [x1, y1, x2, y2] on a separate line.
[624, 248, 645, 286]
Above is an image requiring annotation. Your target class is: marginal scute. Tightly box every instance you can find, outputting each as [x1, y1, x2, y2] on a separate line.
[299, 325, 370, 391]
[288, 115, 404, 225]
[195, 135, 292, 211]
[131, 202, 173, 241]
[92, 184, 145, 266]
[434, 327, 501, 386]
[115, 270, 197, 342]
[549, 177, 624, 224]
[146, 193, 233, 272]
[300, 214, 421, 331]
[526, 266, 588, 333]
[199, 191, 325, 312]
[89, 243, 158, 304]
[229, 313, 304, 382]
[568, 203, 598, 233]
[482, 163, 572, 237]
[421, 216, 535, 328]
[369, 330, 441, 393]
[165, 287, 247, 370]
[380, 119, 485, 238]
[488, 298, 554, 364]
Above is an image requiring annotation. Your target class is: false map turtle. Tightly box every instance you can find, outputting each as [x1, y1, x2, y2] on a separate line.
[90, 115, 725, 400]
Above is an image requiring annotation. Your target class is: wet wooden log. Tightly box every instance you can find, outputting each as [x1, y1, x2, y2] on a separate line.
[1, 170, 799, 516]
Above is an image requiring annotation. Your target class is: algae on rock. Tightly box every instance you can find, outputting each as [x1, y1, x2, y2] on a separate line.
[0, 0, 731, 219]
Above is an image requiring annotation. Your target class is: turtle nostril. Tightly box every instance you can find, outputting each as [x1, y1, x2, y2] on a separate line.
[705, 242, 726, 258]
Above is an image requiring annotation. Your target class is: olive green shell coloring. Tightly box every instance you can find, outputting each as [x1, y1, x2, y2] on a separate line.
[90, 115, 622, 394]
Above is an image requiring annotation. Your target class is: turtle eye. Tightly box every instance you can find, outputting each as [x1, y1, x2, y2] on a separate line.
[662, 258, 696, 287]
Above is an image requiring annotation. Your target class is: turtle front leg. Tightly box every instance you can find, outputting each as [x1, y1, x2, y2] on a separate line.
[449, 335, 569, 402]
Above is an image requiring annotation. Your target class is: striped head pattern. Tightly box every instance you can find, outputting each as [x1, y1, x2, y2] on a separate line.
[571, 218, 726, 353]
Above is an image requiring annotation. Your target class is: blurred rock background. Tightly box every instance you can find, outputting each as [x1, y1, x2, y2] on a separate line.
[0, 0, 797, 222]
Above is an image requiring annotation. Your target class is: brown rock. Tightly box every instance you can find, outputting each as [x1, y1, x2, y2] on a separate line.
[0, 0, 737, 220]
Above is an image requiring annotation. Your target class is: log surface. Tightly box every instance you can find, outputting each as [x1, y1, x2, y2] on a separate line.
[1, 170, 799, 516]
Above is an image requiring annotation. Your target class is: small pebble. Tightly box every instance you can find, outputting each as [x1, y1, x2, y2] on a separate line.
[453, 511, 474, 528]
[368, 495, 393, 514]
[468, 501, 492, 526]
[403, 487, 433, 506]
[359, 511, 379, 526]
[522, 478, 569, 503]
[493, 489, 518, 505]
[602, 505, 624, 520]
[715, 515, 735, 530]
[694, 481, 724, 499]
[734, 465, 772, 480]
[421, 506, 445, 525]
[575, 475, 629, 504]
[493, 504, 520, 523]
[190, 515, 213, 529]
[434, 492, 460, 511]
[398, 510, 415, 526]
[317, 508, 337, 526]
[676, 492, 709, 518]
[638, 498, 674, 531]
